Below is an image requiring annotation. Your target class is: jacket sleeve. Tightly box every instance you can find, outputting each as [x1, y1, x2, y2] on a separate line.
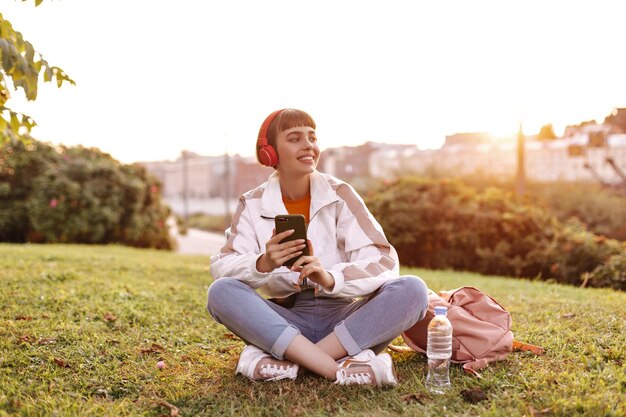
[209, 198, 273, 288]
[317, 184, 400, 298]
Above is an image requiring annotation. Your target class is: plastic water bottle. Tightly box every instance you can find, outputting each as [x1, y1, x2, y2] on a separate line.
[426, 306, 452, 393]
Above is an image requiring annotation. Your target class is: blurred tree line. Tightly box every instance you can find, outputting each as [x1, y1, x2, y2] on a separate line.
[459, 175, 626, 242]
[0, 139, 174, 249]
[364, 177, 626, 291]
[384, 168, 626, 242]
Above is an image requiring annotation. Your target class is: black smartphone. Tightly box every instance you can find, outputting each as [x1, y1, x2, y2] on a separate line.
[274, 214, 309, 268]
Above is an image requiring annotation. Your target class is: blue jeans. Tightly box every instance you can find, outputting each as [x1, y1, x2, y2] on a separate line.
[207, 276, 428, 360]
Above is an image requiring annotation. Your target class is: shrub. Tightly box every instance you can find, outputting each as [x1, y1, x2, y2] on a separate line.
[363, 178, 477, 270]
[587, 252, 626, 291]
[365, 177, 625, 290]
[176, 215, 189, 236]
[0, 140, 174, 249]
[365, 178, 554, 272]
[457, 175, 626, 242]
[185, 213, 228, 233]
[0, 139, 60, 242]
[543, 220, 624, 286]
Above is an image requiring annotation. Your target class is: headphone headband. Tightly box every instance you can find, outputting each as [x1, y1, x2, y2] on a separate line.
[258, 109, 285, 144]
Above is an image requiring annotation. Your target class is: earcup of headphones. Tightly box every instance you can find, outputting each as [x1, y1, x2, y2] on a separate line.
[257, 109, 285, 167]
[257, 144, 279, 167]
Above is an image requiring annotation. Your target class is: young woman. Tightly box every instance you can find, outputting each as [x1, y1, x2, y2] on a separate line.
[207, 109, 428, 386]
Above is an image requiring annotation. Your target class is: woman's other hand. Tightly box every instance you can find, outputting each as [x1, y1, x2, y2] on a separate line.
[290, 240, 335, 291]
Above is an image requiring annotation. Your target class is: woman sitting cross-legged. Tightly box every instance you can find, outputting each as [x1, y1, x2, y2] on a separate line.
[207, 108, 428, 386]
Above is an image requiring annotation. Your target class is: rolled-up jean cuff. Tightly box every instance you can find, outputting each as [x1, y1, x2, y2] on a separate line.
[270, 325, 301, 360]
[334, 320, 361, 356]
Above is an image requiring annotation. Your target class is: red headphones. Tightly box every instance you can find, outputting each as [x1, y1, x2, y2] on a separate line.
[257, 109, 285, 167]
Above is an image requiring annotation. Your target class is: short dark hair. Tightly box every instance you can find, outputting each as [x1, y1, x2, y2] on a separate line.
[266, 109, 316, 150]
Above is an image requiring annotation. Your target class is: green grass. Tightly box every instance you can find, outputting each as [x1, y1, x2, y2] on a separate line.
[0, 244, 624, 417]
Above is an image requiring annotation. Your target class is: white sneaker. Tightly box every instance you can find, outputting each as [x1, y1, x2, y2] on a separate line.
[235, 345, 298, 381]
[335, 349, 398, 387]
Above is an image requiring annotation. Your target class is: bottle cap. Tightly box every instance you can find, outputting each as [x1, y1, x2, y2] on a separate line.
[434, 306, 448, 315]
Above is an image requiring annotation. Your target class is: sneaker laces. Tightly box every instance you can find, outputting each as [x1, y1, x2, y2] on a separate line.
[259, 363, 294, 378]
[336, 368, 373, 385]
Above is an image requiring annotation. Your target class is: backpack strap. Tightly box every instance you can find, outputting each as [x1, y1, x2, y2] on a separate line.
[512, 340, 545, 355]
[387, 344, 414, 353]
[461, 360, 489, 378]
[389, 341, 544, 379]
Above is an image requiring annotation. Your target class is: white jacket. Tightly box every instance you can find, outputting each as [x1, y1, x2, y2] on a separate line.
[210, 171, 400, 299]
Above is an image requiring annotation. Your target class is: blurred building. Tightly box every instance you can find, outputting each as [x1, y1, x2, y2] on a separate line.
[603, 107, 626, 134]
[142, 109, 626, 215]
[141, 152, 273, 216]
[319, 141, 417, 182]
[369, 129, 626, 185]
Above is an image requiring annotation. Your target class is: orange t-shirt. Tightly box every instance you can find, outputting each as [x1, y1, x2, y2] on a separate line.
[282, 192, 311, 224]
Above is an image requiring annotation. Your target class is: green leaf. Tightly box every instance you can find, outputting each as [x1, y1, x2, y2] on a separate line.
[24, 41, 35, 63]
[50, 66, 75, 87]
[0, 75, 8, 106]
[43, 64, 52, 82]
[2, 41, 19, 74]
[21, 114, 33, 131]
[0, 39, 13, 72]
[0, 18, 15, 40]
[9, 111, 19, 132]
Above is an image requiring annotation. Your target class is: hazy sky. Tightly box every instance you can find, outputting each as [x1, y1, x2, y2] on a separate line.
[3, 0, 626, 163]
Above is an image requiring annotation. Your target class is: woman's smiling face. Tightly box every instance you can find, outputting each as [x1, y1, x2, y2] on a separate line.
[275, 126, 320, 176]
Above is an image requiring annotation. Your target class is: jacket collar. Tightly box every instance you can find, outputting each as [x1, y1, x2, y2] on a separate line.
[260, 170, 338, 219]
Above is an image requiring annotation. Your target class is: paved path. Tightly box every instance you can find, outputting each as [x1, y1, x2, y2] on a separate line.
[173, 228, 225, 256]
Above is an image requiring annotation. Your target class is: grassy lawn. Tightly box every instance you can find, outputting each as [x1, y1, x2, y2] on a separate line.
[0, 244, 624, 417]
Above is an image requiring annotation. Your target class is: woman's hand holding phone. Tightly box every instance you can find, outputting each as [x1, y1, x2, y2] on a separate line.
[256, 229, 307, 273]
[290, 240, 335, 291]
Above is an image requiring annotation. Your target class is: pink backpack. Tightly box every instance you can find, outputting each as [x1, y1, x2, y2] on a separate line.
[392, 286, 543, 375]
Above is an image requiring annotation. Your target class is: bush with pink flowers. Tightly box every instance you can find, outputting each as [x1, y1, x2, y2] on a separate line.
[0, 140, 174, 249]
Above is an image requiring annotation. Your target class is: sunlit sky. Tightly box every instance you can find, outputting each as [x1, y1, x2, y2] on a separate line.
[3, 0, 626, 163]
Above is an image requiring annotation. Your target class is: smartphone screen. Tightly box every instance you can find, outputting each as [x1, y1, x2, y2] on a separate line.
[274, 214, 309, 267]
